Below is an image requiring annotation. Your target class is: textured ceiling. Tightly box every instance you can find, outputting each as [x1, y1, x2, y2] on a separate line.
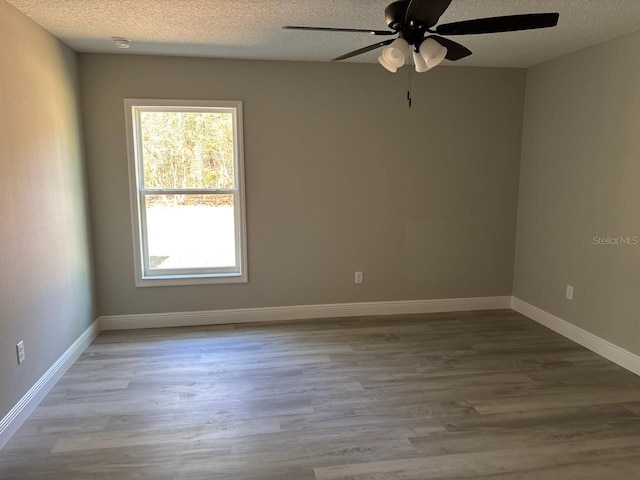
[8, 0, 640, 67]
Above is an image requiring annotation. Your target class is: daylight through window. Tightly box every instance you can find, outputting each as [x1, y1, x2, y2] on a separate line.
[125, 100, 247, 286]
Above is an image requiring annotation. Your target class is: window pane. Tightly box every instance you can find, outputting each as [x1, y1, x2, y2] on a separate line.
[145, 194, 236, 271]
[140, 111, 235, 189]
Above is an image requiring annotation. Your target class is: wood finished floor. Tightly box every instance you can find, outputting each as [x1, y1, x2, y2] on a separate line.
[2, 310, 640, 479]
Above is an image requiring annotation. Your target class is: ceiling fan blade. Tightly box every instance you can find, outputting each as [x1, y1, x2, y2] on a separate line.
[436, 13, 559, 35]
[331, 39, 395, 62]
[283, 26, 395, 36]
[405, 0, 453, 28]
[430, 36, 472, 61]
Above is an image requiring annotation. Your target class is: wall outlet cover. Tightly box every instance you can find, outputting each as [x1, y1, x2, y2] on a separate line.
[17, 341, 25, 364]
[566, 285, 574, 300]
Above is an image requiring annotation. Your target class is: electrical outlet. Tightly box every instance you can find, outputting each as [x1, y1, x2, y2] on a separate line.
[566, 285, 574, 301]
[355, 271, 364, 284]
[16, 341, 25, 364]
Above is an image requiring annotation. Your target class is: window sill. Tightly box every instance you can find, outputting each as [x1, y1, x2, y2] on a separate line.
[135, 273, 247, 288]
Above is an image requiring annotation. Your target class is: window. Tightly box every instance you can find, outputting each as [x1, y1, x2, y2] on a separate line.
[125, 99, 247, 286]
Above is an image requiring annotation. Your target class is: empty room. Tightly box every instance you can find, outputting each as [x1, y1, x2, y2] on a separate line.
[1, 0, 640, 478]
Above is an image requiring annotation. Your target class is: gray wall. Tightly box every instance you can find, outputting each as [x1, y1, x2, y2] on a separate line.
[0, 1, 95, 419]
[514, 30, 640, 356]
[78, 54, 526, 316]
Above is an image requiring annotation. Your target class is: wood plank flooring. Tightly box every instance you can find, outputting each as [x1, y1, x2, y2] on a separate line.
[1, 309, 640, 479]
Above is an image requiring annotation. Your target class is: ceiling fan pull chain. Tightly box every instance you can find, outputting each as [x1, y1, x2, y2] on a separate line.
[407, 58, 412, 108]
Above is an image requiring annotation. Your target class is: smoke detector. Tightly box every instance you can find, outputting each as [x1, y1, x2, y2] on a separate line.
[112, 37, 131, 49]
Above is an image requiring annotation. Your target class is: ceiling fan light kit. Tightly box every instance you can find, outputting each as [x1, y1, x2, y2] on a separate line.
[376, 37, 446, 73]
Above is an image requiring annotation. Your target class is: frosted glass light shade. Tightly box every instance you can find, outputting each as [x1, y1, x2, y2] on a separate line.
[381, 38, 409, 69]
[413, 50, 430, 73]
[378, 54, 398, 73]
[420, 38, 448, 69]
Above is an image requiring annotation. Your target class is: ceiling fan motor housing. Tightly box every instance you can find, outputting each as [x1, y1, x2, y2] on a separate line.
[385, 0, 428, 46]
[385, 0, 412, 30]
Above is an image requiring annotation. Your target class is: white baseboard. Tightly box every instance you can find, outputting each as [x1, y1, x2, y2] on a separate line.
[100, 296, 512, 330]
[512, 297, 640, 376]
[0, 319, 101, 450]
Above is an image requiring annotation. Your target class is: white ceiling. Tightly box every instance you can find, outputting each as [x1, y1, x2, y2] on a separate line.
[8, 0, 640, 68]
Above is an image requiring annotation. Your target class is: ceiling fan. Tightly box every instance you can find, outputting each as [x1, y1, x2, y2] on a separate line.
[284, 0, 559, 73]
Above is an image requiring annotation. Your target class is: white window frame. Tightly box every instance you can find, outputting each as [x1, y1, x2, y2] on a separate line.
[124, 99, 248, 287]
